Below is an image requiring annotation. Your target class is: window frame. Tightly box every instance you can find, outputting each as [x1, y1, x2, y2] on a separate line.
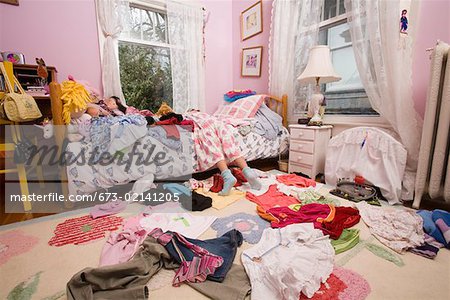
[317, 5, 386, 125]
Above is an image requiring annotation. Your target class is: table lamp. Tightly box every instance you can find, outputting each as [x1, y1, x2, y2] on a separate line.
[297, 45, 341, 126]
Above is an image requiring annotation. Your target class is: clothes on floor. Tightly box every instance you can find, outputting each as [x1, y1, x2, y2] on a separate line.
[236, 174, 276, 196]
[246, 184, 299, 211]
[139, 212, 216, 239]
[153, 228, 243, 284]
[356, 202, 424, 253]
[67, 235, 243, 300]
[180, 191, 212, 211]
[242, 223, 334, 299]
[99, 215, 148, 266]
[196, 189, 246, 210]
[276, 173, 317, 188]
[89, 200, 127, 219]
[331, 229, 360, 254]
[417, 209, 450, 248]
[295, 189, 340, 206]
[150, 228, 224, 285]
[259, 204, 360, 240]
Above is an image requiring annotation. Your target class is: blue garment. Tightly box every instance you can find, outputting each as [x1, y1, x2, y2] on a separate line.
[147, 126, 182, 151]
[165, 229, 243, 282]
[417, 209, 450, 246]
[223, 92, 256, 102]
[162, 183, 191, 196]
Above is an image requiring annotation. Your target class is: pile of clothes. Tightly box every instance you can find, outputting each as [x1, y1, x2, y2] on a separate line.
[223, 90, 256, 102]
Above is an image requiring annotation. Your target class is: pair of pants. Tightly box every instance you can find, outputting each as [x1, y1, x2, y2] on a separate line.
[163, 229, 243, 282]
[67, 235, 250, 300]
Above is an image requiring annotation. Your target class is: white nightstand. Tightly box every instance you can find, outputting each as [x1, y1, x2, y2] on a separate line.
[288, 124, 332, 179]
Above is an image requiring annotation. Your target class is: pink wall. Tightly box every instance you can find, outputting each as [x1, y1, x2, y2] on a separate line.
[201, 0, 234, 114]
[413, 0, 450, 118]
[0, 0, 102, 90]
[232, 0, 272, 93]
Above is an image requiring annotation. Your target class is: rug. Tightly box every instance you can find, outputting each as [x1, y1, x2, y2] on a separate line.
[0, 184, 449, 300]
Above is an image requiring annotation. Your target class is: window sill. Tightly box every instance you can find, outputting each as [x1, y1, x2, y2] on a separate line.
[323, 114, 389, 127]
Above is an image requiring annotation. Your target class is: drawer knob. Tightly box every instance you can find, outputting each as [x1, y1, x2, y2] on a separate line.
[298, 145, 303, 149]
[297, 157, 302, 161]
[299, 132, 303, 136]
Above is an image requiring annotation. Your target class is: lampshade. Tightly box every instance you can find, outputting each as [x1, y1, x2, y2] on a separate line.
[297, 45, 341, 84]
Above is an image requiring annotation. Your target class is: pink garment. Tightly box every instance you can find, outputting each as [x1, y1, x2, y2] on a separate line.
[99, 215, 149, 266]
[276, 174, 316, 188]
[126, 106, 154, 117]
[267, 203, 333, 229]
[246, 185, 299, 211]
[186, 111, 242, 172]
[90, 200, 128, 219]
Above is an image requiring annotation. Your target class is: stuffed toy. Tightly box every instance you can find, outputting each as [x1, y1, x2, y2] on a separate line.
[155, 102, 173, 117]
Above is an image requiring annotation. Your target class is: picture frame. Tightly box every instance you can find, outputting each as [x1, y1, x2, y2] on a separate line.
[241, 1, 263, 41]
[0, 0, 19, 6]
[241, 46, 262, 77]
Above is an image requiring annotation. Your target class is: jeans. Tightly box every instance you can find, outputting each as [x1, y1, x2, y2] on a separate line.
[164, 229, 243, 282]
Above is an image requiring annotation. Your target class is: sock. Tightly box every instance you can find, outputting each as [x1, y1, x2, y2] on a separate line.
[218, 169, 237, 196]
[243, 167, 262, 190]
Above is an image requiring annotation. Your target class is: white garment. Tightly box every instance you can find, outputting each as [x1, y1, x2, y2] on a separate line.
[139, 212, 216, 239]
[236, 174, 277, 196]
[356, 202, 424, 253]
[242, 224, 334, 299]
[344, 0, 422, 200]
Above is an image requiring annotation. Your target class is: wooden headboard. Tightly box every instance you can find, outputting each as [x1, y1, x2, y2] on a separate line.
[49, 82, 289, 130]
[264, 94, 288, 128]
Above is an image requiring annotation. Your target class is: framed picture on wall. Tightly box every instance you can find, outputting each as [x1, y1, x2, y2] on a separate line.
[0, 0, 19, 6]
[241, 46, 262, 77]
[241, 1, 263, 41]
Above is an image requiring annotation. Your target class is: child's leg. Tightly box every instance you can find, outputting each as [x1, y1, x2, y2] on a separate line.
[216, 160, 237, 196]
[231, 157, 262, 190]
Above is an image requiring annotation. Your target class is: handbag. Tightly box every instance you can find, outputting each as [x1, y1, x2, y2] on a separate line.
[0, 62, 42, 122]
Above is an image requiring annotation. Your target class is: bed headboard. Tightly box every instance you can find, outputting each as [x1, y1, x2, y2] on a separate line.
[264, 94, 288, 128]
[49, 82, 289, 129]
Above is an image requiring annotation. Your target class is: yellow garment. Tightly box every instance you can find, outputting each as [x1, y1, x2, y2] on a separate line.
[155, 101, 173, 117]
[195, 189, 245, 210]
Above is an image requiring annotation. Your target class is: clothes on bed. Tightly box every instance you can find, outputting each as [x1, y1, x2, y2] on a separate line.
[246, 184, 299, 211]
[152, 228, 243, 284]
[224, 90, 256, 102]
[276, 174, 317, 188]
[147, 126, 182, 150]
[185, 111, 242, 172]
[356, 202, 424, 253]
[252, 103, 283, 140]
[242, 223, 334, 300]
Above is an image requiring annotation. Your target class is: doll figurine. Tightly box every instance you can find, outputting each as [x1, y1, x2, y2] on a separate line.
[400, 9, 408, 34]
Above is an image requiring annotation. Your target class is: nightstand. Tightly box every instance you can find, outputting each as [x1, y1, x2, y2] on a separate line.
[288, 124, 332, 179]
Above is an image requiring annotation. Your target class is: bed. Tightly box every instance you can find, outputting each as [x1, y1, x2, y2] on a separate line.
[47, 82, 289, 197]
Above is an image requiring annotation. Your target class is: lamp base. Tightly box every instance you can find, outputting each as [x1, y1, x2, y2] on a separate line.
[308, 113, 323, 126]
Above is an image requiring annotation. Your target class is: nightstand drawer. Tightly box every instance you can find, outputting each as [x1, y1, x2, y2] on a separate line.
[288, 163, 313, 178]
[290, 140, 314, 154]
[289, 151, 314, 166]
[290, 128, 315, 141]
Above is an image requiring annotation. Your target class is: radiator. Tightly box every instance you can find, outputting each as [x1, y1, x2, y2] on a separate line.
[413, 41, 450, 208]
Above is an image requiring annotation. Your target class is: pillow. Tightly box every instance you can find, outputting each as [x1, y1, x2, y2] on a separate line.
[214, 94, 265, 119]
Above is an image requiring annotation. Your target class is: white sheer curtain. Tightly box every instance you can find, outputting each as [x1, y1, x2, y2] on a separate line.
[344, 0, 422, 200]
[167, 0, 205, 112]
[268, 0, 323, 122]
[95, 0, 128, 100]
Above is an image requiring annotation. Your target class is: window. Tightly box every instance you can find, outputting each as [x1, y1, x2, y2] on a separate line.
[118, 3, 173, 112]
[319, 0, 376, 115]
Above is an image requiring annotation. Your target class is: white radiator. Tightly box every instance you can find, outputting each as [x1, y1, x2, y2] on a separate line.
[413, 41, 450, 208]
